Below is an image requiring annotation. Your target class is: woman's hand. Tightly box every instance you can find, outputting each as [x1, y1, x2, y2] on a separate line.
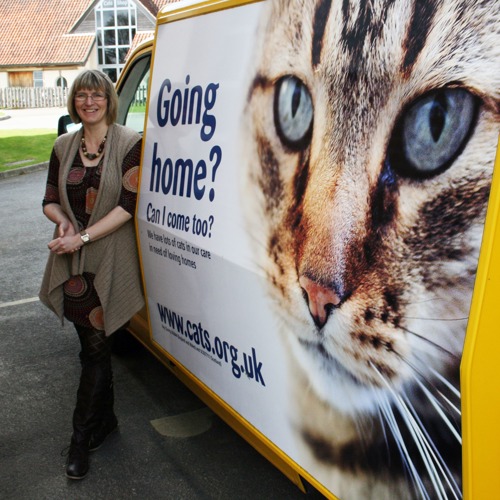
[58, 219, 76, 238]
[46, 205, 132, 255]
[48, 233, 82, 255]
[43, 203, 77, 242]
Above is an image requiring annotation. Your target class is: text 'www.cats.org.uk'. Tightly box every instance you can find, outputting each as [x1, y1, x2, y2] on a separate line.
[156, 303, 266, 387]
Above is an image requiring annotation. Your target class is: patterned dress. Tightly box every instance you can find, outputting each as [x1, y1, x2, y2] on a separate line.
[43, 140, 141, 330]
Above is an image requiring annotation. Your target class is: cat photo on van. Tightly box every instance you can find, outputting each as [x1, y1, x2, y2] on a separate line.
[242, 1, 500, 498]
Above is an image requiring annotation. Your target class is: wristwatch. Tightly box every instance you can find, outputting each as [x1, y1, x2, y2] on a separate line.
[80, 230, 91, 245]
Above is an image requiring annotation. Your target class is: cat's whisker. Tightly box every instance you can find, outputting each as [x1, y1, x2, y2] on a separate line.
[374, 390, 431, 500]
[374, 380, 439, 499]
[412, 378, 462, 444]
[399, 352, 460, 401]
[405, 297, 448, 306]
[400, 391, 462, 500]
[397, 353, 461, 423]
[391, 399, 450, 500]
[428, 366, 461, 399]
[404, 316, 468, 322]
[351, 412, 370, 445]
[400, 325, 459, 359]
[434, 388, 461, 417]
[416, 364, 462, 416]
[400, 358, 461, 433]
[371, 363, 461, 500]
[393, 405, 447, 499]
[374, 403, 392, 461]
[443, 393, 461, 416]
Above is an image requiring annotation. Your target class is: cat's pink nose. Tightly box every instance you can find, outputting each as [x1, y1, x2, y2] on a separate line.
[299, 275, 342, 329]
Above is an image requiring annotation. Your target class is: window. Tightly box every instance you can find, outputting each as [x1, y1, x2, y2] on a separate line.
[56, 77, 68, 88]
[95, 0, 137, 82]
[33, 71, 43, 88]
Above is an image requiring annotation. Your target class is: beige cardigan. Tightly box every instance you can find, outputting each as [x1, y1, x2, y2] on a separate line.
[39, 123, 145, 335]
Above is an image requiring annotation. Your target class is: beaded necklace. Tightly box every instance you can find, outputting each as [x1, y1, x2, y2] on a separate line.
[81, 134, 107, 161]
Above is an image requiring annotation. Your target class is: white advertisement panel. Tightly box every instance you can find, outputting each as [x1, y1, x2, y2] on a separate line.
[137, 1, 294, 447]
[137, 1, 499, 498]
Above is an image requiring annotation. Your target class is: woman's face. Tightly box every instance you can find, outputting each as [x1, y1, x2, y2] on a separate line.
[74, 88, 108, 127]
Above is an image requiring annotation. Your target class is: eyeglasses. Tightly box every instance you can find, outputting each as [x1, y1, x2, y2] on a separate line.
[74, 92, 107, 102]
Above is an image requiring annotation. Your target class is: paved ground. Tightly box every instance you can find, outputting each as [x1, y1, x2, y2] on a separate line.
[0, 106, 65, 131]
[0, 112, 326, 499]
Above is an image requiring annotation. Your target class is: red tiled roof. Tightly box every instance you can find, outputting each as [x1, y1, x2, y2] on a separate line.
[126, 31, 155, 60]
[137, 0, 161, 15]
[0, 0, 95, 67]
[138, 0, 182, 16]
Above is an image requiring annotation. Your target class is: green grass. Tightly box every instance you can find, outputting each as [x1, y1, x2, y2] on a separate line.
[0, 129, 56, 172]
[129, 103, 146, 113]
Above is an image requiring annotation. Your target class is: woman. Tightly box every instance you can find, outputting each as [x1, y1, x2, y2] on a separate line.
[39, 70, 144, 479]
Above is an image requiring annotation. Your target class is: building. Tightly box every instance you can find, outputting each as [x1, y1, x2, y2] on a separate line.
[0, 0, 176, 93]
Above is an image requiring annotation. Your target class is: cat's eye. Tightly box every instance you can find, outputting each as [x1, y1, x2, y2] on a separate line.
[388, 88, 478, 178]
[274, 76, 313, 149]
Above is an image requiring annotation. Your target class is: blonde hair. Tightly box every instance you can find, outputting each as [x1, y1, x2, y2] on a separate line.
[67, 70, 118, 125]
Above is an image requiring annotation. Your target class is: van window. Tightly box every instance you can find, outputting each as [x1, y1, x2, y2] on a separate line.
[117, 54, 150, 134]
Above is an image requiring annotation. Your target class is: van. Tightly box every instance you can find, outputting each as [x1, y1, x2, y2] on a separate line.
[65, 1, 500, 498]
